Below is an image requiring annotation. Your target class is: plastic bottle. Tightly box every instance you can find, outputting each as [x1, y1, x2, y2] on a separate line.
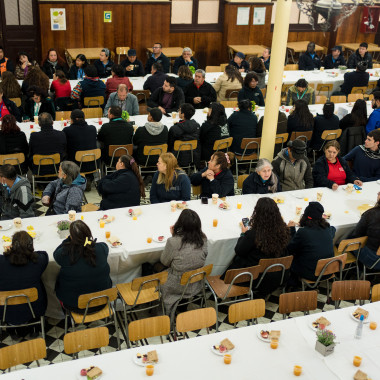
[354, 314, 364, 339]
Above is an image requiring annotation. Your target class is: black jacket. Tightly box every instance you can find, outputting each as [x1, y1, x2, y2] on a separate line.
[172, 56, 198, 75]
[339, 113, 367, 132]
[24, 98, 56, 121]
[143, 71, 167, 94]
[147, 87, 185, 114]
[94, 59, 114, 79]
[184, 81, 217, 109]
[0, 131, 29, 172]
[347, 50, 373, 69]
[310, 114, 340, 150]
[242, 172, 282, 195]
[120, 58, 145, 77]
[352, 207, 380, 251]
[312, 155, 359, 188]
[199, 120, 230, 161]
[0, 97, 22, 122]
[168, 119, 201, 167]
[256, 111, 287, 137]
[97, 118, 134, 163]
[298, 52, 321, 71]
[338, 126, 366, 156]
[98, 168, 141, 210]
[340, 71, 369, 96]
[237, 86, 265, 106]
[190, 167, 234, 198]
[229, 59, 249, 72]
[287, 114, 313, 140]
[41, 61, 67, 79]
[227, 110, 257, 154]
[259, 56, 270, 71]
[145, 53, 170, 74]
[177, 77, 193, 92]
[323, 54, 346, 69]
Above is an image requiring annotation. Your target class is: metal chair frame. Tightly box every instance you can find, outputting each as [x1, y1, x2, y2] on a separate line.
[312, 130, 342, 164]
[174, 140, 197, 174]
[234, 138, 260, 179]
[104, 145, 132, 176]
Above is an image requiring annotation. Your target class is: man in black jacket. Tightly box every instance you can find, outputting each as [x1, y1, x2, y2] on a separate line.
[143, 63, 167, 94]
[298, 42, 321, 71]
[0, 88, 22, 122]
[121, 49, 144, 77]
[147, 76, 184, 115]
[348, 42, 373, 69]
[339, 61, 369, 96]
[184, 69, 217, 109]
[94, 48, 114, 78]
[323, 46, 346, 69]
[172, 47, 198, 75]
[145, 43, 170, 74]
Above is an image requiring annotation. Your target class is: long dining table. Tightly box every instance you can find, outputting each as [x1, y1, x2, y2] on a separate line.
[2, 301, 380, 379]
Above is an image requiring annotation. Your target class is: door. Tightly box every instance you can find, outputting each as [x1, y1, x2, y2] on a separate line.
[0, 0, 40, 65]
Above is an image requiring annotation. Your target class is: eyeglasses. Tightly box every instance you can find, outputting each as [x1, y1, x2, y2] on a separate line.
[152, 46, 160, 49]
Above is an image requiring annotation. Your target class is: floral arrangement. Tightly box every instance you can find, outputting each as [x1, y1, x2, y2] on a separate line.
[250, 100, 256, 112]
[122, 110, 130, 121]
[57, 220, 71, 231]
[316, 328, 336, 347]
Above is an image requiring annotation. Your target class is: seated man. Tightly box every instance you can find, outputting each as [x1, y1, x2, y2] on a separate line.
[29, 112, 66, 175]
[0, 164, 34, 220]
[339, 61, 369, 96]
[348, 42, 373, 69]
[173, 47, 198, 75]
[104, 84, 139, 117]
[323, 46, 346, 69]
[0, 46, 14, 74]
[0, 87, 21, 122]
[298, 42, 321, 71]
[98, 105, 134, 164]
[143, 62, 166, 94]
[121, 49, 144, 77]
[229, 52, 249, 73]
[184, 69, 217, 109]
[133, 108, 168, 165]
[366, 91, 380, 133]
[344, 129, 380, 182]
[272, 139, 313, 191]
[259, 47, 271, 71]
[71, 65, 106, 108]
[94, 48, 114, 78]
[147, 76, 184, 115]
[145, 42, 170, 74]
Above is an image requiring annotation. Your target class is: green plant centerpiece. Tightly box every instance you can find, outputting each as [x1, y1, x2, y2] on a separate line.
[189, 65, 196, 75]
[122, 110, 130, 121]
[315, 327, 336, 356]
[57, 220, 71, 239]
[250, 100, 256, 112]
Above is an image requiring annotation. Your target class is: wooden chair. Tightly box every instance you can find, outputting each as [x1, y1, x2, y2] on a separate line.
[104, 144, 133, 175]
[206, 265, 262, 331]
[315, 95, 327, 104]
[0, 338, 46, 372]
[351, 86, 367, 94]
[63, 326, 109, 359]
[0, 153, 25, 175]
[212, 137, 233, 153]
[373, 63, 380, 68]
[225, 89, 240, 100]
[237, 174, 249, 189]
[220, 63, 229, 72]
[139, 144, 168, 175]
[205, 66, 221, 72]
[261, 87, 266, 98]
[228, 299, 265, 327]
[284, 64, 299, 70]
[281, 83, 293, 103]
[116, 46, 130, 63]
[234, 137, 260, 179]
[359, 246, 380, 281]
[330, 95, 347, 103]
[64, 287, 120, 350]
[289, 131, 313, 145]
[131, 90, 150, 104]
[312, 129, 342, 163]
[279, 290, 318, 319]
[348, 93, 364, 102]
[367, 82, 377, 92]
[331, 280, 371, 309]
[301, 253, 347, 298]
[83, 96, 104, 107]
[275, 133, 289, 151]
[0, 288, 45, 341]
[175, 307, 216, 337]
[31, 153, 61, 196]
[9, 97, 22, 107]
[128, 315, 170, 346]
[173, 140, 198, 174]
[316, 83, 333, 98]
[55, 110, 72, 121]
[220, 100, 238, 108]
[75, 148, 101, 181]
[83, 107, 103, 119]
[192, 184, 201, 198]
[371, 284, 380, 302]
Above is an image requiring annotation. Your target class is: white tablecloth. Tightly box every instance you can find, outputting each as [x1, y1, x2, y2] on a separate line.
[2, 302, 380, 379]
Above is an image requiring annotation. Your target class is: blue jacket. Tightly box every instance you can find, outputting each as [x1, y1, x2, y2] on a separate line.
[366, 108, 380, 134]
[344, 145, 380, 182]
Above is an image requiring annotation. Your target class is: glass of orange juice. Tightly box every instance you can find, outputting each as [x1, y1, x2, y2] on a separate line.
[213, 219, 218, 227]
[353, 356, 362, 367]
[270, 339, 278, 349]
[99, 220, 105, 228]
[224, 354, 231, 364]
[146, 364, 154, 376]
[370, 321, 377, 330]
[147, 237, 153, 243]
[237, 202, 242, 209]
[293, 365, 302, 376]
[105, 231, 111, 239]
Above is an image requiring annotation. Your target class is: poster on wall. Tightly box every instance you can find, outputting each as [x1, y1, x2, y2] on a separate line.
[50, 8, 66, 31]
[237, 7, 250, 26]
[253, 7, 266, 25]
[104, 11, 112, 23]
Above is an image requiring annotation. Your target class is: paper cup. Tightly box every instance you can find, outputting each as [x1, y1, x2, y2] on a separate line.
[13, 217, 22, 229]
[68, 210, 76, 221]
[212, 194, 219, 205]
[316, 192, 323, 202]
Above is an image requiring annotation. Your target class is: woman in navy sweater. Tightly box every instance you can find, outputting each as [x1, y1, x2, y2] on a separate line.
[150, 152, 191, 204]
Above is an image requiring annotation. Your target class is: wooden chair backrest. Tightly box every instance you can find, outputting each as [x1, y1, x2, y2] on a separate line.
[0, 288, 38, 306]
[212, 137, 233, 151]
[220, 63, 228, 71]
[314, 253, 347, 277]
[225, 89, 240, 99]
[315, 95, 327, 104]
[224, 265, 261, 284]
[351, 86, 367, 94]
[367, 82, 377, 91]
[278, 290, 318, 314]
[320, 128, 342, 140]
[9, 97, 21, 107]
[261, 87, 266, 98]
[131, 90, 150, 103]
[258, 255, 293, 273]
[32, 153, 60, 166]
[108, 144, 133, 157]
[77, 287, 117, 309]
[275, 133, 289, 145]
[143, 144, 168, 156]
[55, 111, 72, 121]
[337, 236, 368, 254]
[228, 299, 265, 324]
[206, 66, 221, 72]
[240, 137, 261, 150]
[237, 174, 249, 189]
[331, 280, 371, 302]
[330, 95, 347, 103]
[173, 140, 198, 151]
[83, 96, 104, 107]
[316, 83, 333, 92]
[75, 148, 101, 163]
[373, 63, 380, 68]
[372, 283, 380, 302]
[180, 264, 213, 286]
[0, 338, 46, 370]
[220, 100, 238, 108]
[348, 93, 364, 102]
[0, 153, 25, 166]
[176, 307, 216, 333]
[128, 315, 170, 342]
[83, 107, 103, 119]
[116, 46, 130, 55]
[64, 326, 109, 355]
[284, 64, 299, 70]
[192, 185, 201, 196]
[289, 131, 313, 143]
[131, 271, 169, 291]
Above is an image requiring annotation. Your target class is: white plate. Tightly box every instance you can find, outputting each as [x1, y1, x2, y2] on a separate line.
[351, 309, 369, 324]
[76, 368, 103, 380]
[210, 345, 235, 356]
[257, 329, 271, 343]
[309, 320, 333, 331]
[218, 205, 232, 211]
[0, 223, 12, 231]
[132, 352, 159, 367]
[153, 236, 167, 243]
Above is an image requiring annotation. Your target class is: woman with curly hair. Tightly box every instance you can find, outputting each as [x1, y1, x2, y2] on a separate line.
[222, 197, 292, 295]
[21, 66, 50, 95]
[0, 71, 22, 99]
[248, 56, 266, 89]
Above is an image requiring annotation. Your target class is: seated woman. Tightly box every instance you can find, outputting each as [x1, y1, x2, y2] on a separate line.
[176, 66, 193, 91]
[23, 86, 55, 121]
[98, 155, 145, 209]
[0, 71, 22, 99]
[42, 161, 86, 215]
[351, 191, 380, 271]
[312, 140, 362, 190]
[150, 152, 191, 204]
[242, 158, 282, 195]
[248, 57, 266, 89]
[286, 99, 314, 140]
[339, 99, 367, 132]
[191, 151, 235, 198]
[213, 64, 243, 102]
[288, 202, 336, 281]
[286, 78, 315, 106]
[68, 54, 87, 80]
[50, 70, 71, 100]
[14, 51, 39, 80]
[0, 231, 48, 334]
[54, 220, 112, 314]
[41, 48, 68, 79]
[237, 73, 265, 106]
[21, 67, 50, 96]
[222, 198, 292, 296]
[159, 209, 207, 321]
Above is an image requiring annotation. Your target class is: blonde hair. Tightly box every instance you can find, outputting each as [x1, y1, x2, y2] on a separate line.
[157, 152, 181, 191]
